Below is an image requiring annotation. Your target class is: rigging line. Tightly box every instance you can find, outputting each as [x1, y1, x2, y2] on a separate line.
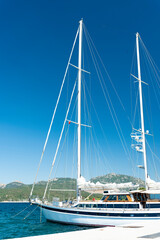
[132, 88, 140, 130]
[140, 36, 160, 100]
[47, 83, 78, 194]
[11, 204, 32, 219]
[64, 99, 78, 183]
[65, 64, 70, 180]
[50, 89, 79, 181]
[130, 44, 136, 128]
[142, 68, 153, 136]
[84, 25, 133, 127]
[70, 107, 78, 182]
[81, 81, 91, 178]
[146, 140, 160, 180]
[139, 36, 160, 76]
[83, 79, 113, 173]
[83, 65, 89, 177]
[139, 38, 160, 168]
[145, 56, 160, 106]
[84, 192, 94, 201]
[141, 41, 160, 100]
[84, 27, 128, 151]
[46, 92, 78, 198]
[81, 76, 89, 177]
[29, 26, 79, 200]
[71, 118, 78, 180]
[131, 42, 142, 132]
[91, 125, 110, 175]
[84, 27, 132, 157]
[43, 79, 77, 200]
[146, 56, 160, 93]
[86, 35, 133, 164]
[146, 140, 160, 164]
[82, 83, 105, 178]
[98, 71, 134, 171]
[147, 84, 157, 166]
[99, 75, 133, 166]
[141, 43, 160, 111]
[23, 205, 39, 220]
[96, 57, 129, 146]
[82, 80, 106, 177]
[82, 30, 93, 177]
[52, 77, 79, 174]
[86, 35, 126, 155]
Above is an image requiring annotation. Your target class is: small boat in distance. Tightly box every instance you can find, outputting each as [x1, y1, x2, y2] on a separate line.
[30, 20, 160, 226]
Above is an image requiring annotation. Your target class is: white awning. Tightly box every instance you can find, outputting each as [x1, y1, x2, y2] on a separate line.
[142, 190, 160, 194]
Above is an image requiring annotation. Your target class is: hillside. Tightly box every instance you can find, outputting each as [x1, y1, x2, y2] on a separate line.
[91, 173, 144, 187]
[0, 174, 144, 202]
[5, 181, 25, 189]
[0, 178, 77, 202]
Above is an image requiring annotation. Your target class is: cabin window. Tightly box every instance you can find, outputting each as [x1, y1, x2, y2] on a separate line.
[97, 204, 106, 208]
[93, 204, 98, 208]
[146, 203, 160, 208]
[106, 204, 139, 208]
[101, 195, 107, 201]
[114, 204, 127, 208]
[107, 195, 117, 201]
[78, 204, 83, 208]
[127, 204, 139, 208]
[118, 195, 128, 201]
[86, 204, 91, 208]
[133, 193, 147, 202]
[106, 204, 114, 208]
[149, 194, 160, 200]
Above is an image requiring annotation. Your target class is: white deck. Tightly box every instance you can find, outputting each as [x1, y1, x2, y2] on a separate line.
[7, 220, 160, 240]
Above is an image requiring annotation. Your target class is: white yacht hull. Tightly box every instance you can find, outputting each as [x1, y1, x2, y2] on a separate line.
[41, 204, 160, 227]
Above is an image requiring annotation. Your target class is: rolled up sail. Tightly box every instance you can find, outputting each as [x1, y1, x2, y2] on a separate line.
[77, 176, 139, 192]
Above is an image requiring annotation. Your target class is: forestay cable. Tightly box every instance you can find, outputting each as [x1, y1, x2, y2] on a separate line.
[43, 79, 77, 200]
[29, 27, 79, 199]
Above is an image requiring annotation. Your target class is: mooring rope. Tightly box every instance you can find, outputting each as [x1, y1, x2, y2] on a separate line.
[11, 204, 32, 219]
[23, 205, 39, 220]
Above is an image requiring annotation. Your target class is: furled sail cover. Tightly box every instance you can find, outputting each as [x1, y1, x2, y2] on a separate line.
[77, 176, 139, 191]
[147, 176, 160, 190]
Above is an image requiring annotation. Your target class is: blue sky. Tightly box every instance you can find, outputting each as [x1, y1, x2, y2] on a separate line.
[1, 0, 160, 184]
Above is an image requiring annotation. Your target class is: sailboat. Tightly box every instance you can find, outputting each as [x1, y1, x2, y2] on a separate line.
[30, 20, 160, 226]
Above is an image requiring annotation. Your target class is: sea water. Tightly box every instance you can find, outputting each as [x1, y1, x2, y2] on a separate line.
[0, 203, 89, 239]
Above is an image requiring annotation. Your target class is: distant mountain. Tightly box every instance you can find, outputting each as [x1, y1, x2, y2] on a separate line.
[0, 178, 77, 202]
[0, 181, 25, 189]
[90, 173, 144, 187]
[0, 174, 144, 201]
[5, 181, 25, 189]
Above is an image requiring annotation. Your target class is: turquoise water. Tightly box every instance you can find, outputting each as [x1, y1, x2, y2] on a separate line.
[0, 203, 89, 239]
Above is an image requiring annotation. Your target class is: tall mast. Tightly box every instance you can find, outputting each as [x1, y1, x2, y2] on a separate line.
[136, 32, 148, 190]
[77, 19, 83, 200]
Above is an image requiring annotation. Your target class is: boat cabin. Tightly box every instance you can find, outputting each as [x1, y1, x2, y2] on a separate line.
[102, 192, 132, 202]
[102, 190, 160, 203]
[130, 190, 148, 202]
[73, 190, 160, 210]
[130, 190, 160, 201]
